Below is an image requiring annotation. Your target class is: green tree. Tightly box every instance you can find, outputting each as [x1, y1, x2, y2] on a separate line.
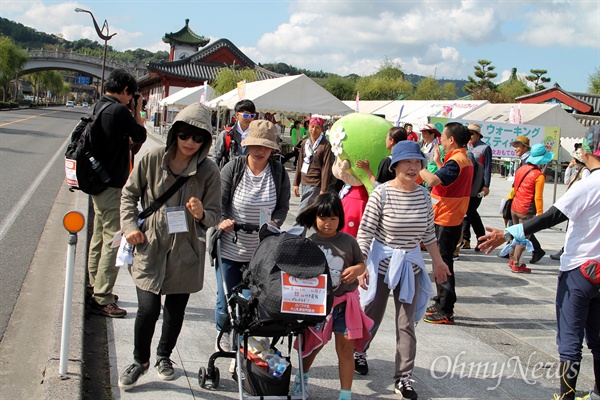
[356, 59, 413, 100]
[412, 77, 457, 100]
[497, 68, 531, 102]
[213, 66, 258, 96]
[525, 69, 551, 92]
[588, 68, 600, 94]
[463, 59, 498, 98]
[0, 36, 28, 101]
[322, 75, 356, 100]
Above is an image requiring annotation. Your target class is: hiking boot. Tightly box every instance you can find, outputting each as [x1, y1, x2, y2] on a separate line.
[530, 249, 545, 264]
[462, 240, 471, 250]
[550, 248, 564, 260]
[423, 310, 455, 325]
[155, 356, 175, 380]
[511, 262, 531, 273]
[425, 303, 441, 316]
[215, 331, 231, 352]
[293, 372, 309, 398]
[91, 302, 126, 318]
[118, 361, 149, 390]
[395, 375, 418, 399]
[354, 351, 368, 375]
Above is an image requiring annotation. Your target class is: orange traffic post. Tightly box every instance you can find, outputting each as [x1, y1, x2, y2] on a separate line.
[59, 211, 85, 379]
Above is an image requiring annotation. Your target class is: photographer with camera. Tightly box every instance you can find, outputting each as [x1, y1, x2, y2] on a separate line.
[87, 69, 147, 318]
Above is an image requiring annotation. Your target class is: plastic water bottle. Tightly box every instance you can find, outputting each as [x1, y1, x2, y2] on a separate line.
[272, 363, 286, 378]
[477, 191, 485, 198]
[86, 152, 111, 183]
[268, 356, 289, 378]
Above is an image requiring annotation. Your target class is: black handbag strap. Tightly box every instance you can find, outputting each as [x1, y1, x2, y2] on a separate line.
[138, 176, 190, 219]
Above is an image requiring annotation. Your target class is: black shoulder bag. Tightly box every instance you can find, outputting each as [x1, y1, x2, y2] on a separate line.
[138, 175, 191, 219]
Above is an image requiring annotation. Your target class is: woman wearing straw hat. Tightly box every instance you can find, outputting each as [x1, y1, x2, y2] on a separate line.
[214, 120, 290, 364]
[508, 143, 553, 273]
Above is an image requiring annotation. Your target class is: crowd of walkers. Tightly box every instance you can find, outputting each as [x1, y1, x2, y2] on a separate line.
[84, 77, 598, 400]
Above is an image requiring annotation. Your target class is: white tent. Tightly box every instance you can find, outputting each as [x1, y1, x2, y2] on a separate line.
[206, 74, 352, 115]
[159, 85, 215, 108]
[371, 100, 489, 128]
[342, 100, 394, 114]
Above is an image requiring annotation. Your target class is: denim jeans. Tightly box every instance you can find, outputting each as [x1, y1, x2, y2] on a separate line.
[434, 224, 462, 314]
[556, 267, 600, 363]
[215, 258, 247, 333]
[133, 287, 190, 364]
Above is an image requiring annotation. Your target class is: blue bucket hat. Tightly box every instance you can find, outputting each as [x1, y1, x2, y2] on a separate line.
[527, 143, 553, 165]
[390, 141, 425, 170]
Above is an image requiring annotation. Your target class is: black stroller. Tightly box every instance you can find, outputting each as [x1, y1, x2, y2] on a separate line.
[199, 223, 333, 399]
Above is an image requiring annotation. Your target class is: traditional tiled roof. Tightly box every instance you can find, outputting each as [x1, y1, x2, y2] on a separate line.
[162, 19, 209, 47]
[570, 91, 600, 114]
[516, 83, 594, 114]
[146, 59, 282, 83]
[190, 38, 255, 66]
[147, 38, 283, 83]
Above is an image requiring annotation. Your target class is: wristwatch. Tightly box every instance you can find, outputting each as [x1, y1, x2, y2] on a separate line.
[503, 231, 514, 242]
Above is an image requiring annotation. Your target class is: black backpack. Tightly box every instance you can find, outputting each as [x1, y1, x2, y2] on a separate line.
[238, 228, 333, 336]
[64, 102, 112, 195]
[467, 150, 484, 197]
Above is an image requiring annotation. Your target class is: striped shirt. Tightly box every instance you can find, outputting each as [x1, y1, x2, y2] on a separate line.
[220, 164, 277, 262]
[356, 182, 436, 275]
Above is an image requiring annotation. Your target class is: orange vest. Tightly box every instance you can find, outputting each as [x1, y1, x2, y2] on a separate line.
[431, 148, 473, 227]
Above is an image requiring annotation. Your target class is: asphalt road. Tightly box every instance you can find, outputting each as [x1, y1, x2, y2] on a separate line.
[0, 107, 84, 340]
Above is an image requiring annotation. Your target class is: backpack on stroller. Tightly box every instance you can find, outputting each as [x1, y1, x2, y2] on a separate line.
[199, 224, 333, 399]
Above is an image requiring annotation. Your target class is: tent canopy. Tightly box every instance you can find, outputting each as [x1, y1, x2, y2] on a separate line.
[206, 74, 352, 115]
[370, 100, 489, 128]
[159, 85, 215, 108]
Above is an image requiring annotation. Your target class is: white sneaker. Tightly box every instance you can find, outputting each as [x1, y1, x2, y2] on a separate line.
[215, 332, 231, 352]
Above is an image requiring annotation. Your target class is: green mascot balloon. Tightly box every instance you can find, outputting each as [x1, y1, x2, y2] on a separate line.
[329, 113, 393, 194]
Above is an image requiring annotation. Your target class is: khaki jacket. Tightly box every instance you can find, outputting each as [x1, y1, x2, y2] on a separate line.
[120, 103, 221, 294]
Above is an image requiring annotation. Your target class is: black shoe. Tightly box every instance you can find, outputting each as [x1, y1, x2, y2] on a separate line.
[354, 351, 368, 375]
[425, 303, 441, 316]
[530, 250, 546, 264]
[118, 361, 149, 390]
[155, 356, 175, 381]
[550, 249, 563, 260]
[395, 375, 418, 399]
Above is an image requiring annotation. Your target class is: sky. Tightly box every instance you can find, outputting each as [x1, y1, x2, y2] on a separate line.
[2, 0, 599, 93]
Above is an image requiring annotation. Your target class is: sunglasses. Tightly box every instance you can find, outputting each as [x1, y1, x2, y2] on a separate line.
[239, 113, 256, 119]
[177, 132, 204, 144]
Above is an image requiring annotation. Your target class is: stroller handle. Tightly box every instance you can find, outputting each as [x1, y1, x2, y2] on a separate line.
[216, 223, 260, 240]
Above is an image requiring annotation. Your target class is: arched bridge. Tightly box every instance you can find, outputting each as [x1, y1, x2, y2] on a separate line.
[22, 50, 148, 80]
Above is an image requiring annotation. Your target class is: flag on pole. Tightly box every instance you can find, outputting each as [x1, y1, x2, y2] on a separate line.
[509, 106, 515, 123]
[237, 80, 246, 100]
[395, 105, 404, 127]
[200, 80, 207, 104]
[517, 103, 522, 124]
[355, 92, 360, 112]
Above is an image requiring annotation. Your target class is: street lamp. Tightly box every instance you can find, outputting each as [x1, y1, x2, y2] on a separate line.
[74, 8, 117, 96]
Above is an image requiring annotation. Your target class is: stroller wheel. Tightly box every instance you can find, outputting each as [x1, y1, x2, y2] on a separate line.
[211, 366, 220, 389]
[198, 366, 207, 388]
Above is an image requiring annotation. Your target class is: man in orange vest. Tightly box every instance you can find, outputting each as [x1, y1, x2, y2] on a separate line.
[419, 122, 473, 325]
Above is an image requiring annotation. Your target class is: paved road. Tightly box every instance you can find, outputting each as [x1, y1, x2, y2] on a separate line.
[0, 107, 87, 398]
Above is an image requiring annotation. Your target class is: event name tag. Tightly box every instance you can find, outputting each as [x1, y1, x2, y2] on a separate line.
[166, 206, 188, 234]
[280, 272, 327, 316]
[301, 161, 309, 174]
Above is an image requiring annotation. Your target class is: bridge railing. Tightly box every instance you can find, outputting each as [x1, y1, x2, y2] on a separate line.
[27, 50, 147, 75]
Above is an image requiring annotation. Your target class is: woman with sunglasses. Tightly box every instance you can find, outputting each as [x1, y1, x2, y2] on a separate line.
[214, 120, 290, 368]
[118, 103, 221, 390]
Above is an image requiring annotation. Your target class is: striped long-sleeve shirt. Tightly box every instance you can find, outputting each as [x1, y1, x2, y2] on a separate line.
[356, 182, 436, 275]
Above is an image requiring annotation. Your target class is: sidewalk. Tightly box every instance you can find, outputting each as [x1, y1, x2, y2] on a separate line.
[106, 129, 594, 399]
